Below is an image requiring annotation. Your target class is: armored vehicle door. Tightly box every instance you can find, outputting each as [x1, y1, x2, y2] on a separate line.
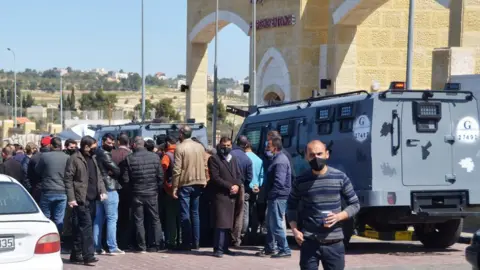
[448, 92, 479, 189]
[400, 92, 455, 186]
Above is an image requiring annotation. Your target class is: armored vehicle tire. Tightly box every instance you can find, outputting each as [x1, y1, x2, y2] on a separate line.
[342, 218, 355, 248]
[414, 219, 463, 249]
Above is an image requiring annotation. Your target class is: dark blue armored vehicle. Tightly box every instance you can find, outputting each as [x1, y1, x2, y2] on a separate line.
[236, 85, 480, 249]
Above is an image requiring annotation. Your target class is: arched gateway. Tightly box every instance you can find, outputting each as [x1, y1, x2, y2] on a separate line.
[185, 0, 452, 124]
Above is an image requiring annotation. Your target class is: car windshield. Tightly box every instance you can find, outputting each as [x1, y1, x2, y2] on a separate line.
[0, 182, 39, 215]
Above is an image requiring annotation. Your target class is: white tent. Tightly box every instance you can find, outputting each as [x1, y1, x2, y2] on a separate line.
[57, 124, 95, 146]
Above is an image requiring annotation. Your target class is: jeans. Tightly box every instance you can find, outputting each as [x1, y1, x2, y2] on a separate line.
[93, 190, 120, 252]
[132, 195, 163, 251]
[71, 200, 96, 261]
[178, 185, 203, 247]
[300, 239, 345, 270]
[213, 228, 230, 253]
[39, 193, 67, 234]
[265, 199, 291, 254]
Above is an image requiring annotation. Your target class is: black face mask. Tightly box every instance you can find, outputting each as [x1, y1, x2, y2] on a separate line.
[89, 148, 97, 155]
[218, 146, 232, 156]
[102, 144, 113, 152]
[66, 149, 76, 155]
[309, 157, 327, 171]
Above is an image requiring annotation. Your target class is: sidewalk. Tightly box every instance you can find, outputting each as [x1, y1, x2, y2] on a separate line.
[459, 230, 476, 244]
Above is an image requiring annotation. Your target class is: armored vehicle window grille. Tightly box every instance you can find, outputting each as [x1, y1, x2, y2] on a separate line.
[339, 119, 353, 133]
[336, 103, 355, 120]
[413, 101, 442, 132]
[245, 129, 262, 152]
[276, 122, 292, 148]
[318, 123, 332, 135]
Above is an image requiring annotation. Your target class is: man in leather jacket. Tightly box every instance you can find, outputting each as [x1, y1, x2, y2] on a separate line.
[93, 133, 124, 255]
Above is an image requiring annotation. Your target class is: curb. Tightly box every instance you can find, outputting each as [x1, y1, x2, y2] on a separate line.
[358, 228, 472, 244]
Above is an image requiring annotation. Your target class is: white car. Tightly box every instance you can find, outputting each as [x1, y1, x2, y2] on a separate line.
[0, 174, 63, 270]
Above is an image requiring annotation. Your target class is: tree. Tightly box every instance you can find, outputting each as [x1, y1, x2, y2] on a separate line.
[78, 89, 117, 113]
[154, 98, 180, 120]
[207, 100, 227, 122]
[69, 86, 76, 110]
[22, 93, 35, 108]
[134, 98, 154, 112]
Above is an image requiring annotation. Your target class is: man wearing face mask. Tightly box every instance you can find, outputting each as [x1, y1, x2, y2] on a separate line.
[287, 140, 360, 270]
[256, 137, 292, 258]
[93, 133, 124, 255]
[62, 138, 78, 254]
[64, 139, 78, 156]
[64, 135, 108, 266]
[208, 136, 242, 258]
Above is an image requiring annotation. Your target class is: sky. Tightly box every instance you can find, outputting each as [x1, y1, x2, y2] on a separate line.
[0, 0, 249, 80]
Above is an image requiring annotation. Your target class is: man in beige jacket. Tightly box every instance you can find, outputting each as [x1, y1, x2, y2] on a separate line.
[172, 125, 208, 251]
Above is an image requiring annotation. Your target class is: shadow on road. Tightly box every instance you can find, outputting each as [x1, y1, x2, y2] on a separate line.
[346, 241, 462, 256]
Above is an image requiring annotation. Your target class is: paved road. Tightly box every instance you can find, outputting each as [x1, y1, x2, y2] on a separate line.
[62, 236, 471, 270]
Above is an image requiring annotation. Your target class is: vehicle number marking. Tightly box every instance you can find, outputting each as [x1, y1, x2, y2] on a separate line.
[456, 117, 479, 143]
[353, 115, 371, 143]
[0, 236, 15, 250]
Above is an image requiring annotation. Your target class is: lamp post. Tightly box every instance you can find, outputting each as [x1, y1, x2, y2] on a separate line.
[141, 0, 146, 122]
[252, 0, 257, 105]
[7, 48, 17, 127]
[59, 72, 63, 128]
[212, 0, 219, 146]
[406, 0, 414, 89]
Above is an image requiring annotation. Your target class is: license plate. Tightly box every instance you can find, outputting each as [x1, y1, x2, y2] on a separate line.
[0, 236, 15, 251]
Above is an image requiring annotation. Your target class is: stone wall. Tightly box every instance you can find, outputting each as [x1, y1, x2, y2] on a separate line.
[355, 0, 450, 91]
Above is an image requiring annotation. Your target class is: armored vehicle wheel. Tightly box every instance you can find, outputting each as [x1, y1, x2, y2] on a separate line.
[342, 218, 355, 248]
[414, 219, 463, 249]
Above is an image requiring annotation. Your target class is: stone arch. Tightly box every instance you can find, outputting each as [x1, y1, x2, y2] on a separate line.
[256, 47, 291, 105]
[185, 9, 250, 124]
[333, 0, 450, 25]
[189, 10, 250, 43]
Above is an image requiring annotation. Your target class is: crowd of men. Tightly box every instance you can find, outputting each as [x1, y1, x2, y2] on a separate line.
[0, 125, 360, 270]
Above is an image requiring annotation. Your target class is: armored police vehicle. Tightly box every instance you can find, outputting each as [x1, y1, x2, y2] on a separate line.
[236, 83, 480, 249]
[92, 121, 208, 147]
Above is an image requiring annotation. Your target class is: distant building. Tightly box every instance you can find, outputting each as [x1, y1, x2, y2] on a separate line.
[207, 74, 213, 83]
[226, 88, 243, 96]
[177, 79, 186, 90]
[57, 68, 68, 76]
[155, 72, 167, 80]
[91, 68, 107, 75]
[109, 71, 129, 80]
[26, 106, 47, 119]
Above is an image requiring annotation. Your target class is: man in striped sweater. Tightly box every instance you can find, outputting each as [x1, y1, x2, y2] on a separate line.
[287, 140, 360, 270]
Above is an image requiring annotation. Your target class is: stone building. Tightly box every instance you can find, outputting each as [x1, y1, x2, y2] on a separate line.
[185, 0, 480, 124]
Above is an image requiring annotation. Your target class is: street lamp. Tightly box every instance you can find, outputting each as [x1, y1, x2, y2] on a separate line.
[212, 0, 219, 146]
[59, 71, 63, 128]
[406, 0, 414, 89]
[7, 48, 17, 127]
[140, 0, 146, 122]
[252, 0, 257, 105]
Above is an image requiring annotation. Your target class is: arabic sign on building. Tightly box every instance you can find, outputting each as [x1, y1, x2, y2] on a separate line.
[250, 14, 296, 30]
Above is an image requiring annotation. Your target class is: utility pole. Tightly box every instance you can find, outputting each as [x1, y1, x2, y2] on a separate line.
[7, 48, 17, 127]
[141, 0, 146, 122]
[60, 73, 63, 128]
[252, 0, 257, 105]
[212, 0, 219, 146]
[406, 0, 415, 89]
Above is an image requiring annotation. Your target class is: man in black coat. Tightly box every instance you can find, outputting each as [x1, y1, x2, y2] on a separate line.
[0, 146, 25, 185]
[121, 137, 166, 253]
[208, 136, 242, 258]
